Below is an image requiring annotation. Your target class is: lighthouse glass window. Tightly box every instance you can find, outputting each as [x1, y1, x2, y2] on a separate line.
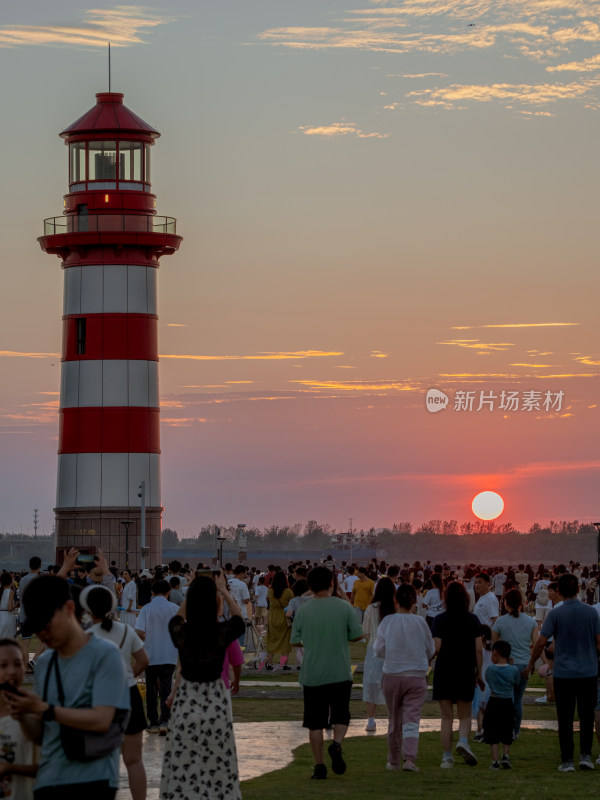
[88, 140, 118, 188]
[69, 143, 86, 187]
[119, 141, 145, 190]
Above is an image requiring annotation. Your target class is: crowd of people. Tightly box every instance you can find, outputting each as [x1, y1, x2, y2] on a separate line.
[0, 553, 597, 796]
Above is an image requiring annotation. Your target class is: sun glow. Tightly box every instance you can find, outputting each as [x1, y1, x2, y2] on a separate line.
[472, 491, 504, 521]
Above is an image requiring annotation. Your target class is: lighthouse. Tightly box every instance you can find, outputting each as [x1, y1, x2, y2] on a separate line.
[38, 92, 182, 569]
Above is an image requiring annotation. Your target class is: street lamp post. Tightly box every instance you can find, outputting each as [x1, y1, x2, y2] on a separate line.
[593, 523, 600, 568]
[120, 520, 134, 570]
[217, 536, 227, 568]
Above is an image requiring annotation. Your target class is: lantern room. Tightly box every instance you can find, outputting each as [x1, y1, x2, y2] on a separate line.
[59, 92, 160, 215]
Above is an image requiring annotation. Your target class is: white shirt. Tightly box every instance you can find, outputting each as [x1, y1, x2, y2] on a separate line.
[374, 613, 435, 676]
[121, 580, 137, 611]
[90, 620, 145, 687]
[534, 579, 552, 608]
[228, 577, 251, 619]
[135, 595, 179, 665]
[255, 585, 268, 608]
[474, 591, 499, 626]
[343, 575, 358, 594]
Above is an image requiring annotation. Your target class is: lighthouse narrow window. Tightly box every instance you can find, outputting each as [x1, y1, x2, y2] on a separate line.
[118, 142, 143, 187]
[76, 318, 86, 355]
[69, 143, 86, 184]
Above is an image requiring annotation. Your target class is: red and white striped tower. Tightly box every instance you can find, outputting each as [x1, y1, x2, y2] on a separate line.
[38, 92, 182, 568]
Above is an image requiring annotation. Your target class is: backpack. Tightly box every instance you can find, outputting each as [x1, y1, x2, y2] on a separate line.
[536, 584, 549, 604]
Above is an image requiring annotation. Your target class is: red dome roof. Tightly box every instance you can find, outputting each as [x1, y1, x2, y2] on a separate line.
[60, 93, 160, 141]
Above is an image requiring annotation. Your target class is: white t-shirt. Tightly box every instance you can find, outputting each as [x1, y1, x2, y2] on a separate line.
[121, 580, 137, 611]
[534, 579, 552, 608]
[90, 620, 145, 687]
[0, 714, 36, 800]
[493, 573, 506, 596]
[228, 577, 251, 619]
[255, 585, 268, 608]
[474, 591, 499, 626]
[343, 575, 359, 594]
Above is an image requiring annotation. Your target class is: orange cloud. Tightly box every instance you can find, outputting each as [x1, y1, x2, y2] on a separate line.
[438, 339, 515, 352]
[160, 350, 343, 361]
[290, 379, 419, 392]
[0, 351, 59, 358]
[452, 322, 580, 329]
[298, 122, 388, 139]
[0, 7, 171, 49]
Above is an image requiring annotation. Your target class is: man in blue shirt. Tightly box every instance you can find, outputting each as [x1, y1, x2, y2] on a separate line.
[5, 574, 130, 799]
[523, 572, 600, 772]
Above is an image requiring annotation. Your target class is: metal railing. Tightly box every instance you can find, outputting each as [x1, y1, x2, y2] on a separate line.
[43, 215, 177, 236]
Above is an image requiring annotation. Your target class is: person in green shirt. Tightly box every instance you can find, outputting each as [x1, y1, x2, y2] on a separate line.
[291, 567, 364, 781]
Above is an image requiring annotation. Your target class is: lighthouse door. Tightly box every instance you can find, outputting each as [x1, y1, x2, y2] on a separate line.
[77, 203, 88, 232]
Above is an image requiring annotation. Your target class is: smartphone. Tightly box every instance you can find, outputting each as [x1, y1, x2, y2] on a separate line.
[0, 683, 24, 696]
[195, 569, 221, 580]
[76, 554, 96, 566]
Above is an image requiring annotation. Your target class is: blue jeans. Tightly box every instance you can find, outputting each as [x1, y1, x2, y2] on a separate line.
[513, 663, 529, 735]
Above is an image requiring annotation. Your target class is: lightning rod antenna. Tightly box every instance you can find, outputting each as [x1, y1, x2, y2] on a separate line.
[108, 42, 111, 92]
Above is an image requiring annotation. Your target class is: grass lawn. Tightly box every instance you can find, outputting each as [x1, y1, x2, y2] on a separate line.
[241, 731, 591, 799]
[233, 696, 559, 723]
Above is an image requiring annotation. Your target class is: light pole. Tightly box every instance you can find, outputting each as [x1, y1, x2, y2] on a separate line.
[593, 523, 600, 568]
[138, 482, 147, 569]
[217, 535, 227, 568]
[120, 520, 134, 570]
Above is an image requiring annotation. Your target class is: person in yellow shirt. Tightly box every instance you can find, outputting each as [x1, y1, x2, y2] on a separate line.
[351, 568, 375, 622]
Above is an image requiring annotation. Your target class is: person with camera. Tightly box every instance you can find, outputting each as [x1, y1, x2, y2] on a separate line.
[160, 570, 244, 799]
[4, 574, 130, 800]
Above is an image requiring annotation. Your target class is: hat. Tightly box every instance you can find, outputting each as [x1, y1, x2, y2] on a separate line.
[139, 569, 152, 579]
[89, 566, 104, 583]
[21, 574, 71, 633]
[80, 584, 118, 616]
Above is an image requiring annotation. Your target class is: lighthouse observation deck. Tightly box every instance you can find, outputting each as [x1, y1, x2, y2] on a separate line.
[43, 215, 177, 235]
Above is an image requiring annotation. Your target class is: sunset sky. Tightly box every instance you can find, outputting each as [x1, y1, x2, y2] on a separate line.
[1, 0, 599, 536]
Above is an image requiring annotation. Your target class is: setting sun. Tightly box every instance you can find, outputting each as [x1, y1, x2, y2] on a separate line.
[472, 491, 504, 521]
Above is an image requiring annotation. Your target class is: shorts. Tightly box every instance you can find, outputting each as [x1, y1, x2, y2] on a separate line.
[302, 680, 352, 730]
[125, 684, 147, 736]
[18, 619, 34, 640]
[535, 606, 551, 623]
[35, 781, 116, 800]
[482, 697, 515, 745]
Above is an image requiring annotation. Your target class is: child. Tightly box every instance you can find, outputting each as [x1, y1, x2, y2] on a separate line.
[0, 638, 38, 799]
[482, 640, 520, 770]
[254, 576, 268, 628]
[472, 625, 492, 742]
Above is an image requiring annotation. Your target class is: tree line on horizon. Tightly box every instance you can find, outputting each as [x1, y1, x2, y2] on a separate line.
[162, 518, 597, 550]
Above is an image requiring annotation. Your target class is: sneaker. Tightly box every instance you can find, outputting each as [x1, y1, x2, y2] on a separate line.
[328, 742, 347, 775]
[440, 757, 454, 769]
[490, 760, 501, 771]
[28, 660, 36, 672]
[595, 755, 600, 765]
[281, 665, 292, 671]
[456, 742, 478, 766]
[473, 732, 484, 743]
[146, 725, 160, 734]
[386, 762, 400, 771]
[159, 724, 168, 736]
[579, 754, 594, 770]
[264, 663, 274, 671]
[558, 761, 575, 772]
[365, 720, 376, 732]
[403, 761, 419, 772]
[501, 755, 512, 770]
[311, 764, 327, 780]
[534, 694, 547, 704]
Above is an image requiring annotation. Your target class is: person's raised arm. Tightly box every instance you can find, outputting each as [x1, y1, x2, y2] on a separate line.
[215, 572, 242, 619]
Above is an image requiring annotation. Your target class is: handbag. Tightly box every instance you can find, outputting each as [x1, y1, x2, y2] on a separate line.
[43, 645, 130, 762]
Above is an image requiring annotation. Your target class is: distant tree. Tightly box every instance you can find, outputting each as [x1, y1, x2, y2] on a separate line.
[162, 528, 179, 548]
[392, 522, 412, 534]
[442, 520, 458, 535]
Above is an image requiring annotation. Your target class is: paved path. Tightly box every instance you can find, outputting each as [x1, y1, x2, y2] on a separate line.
[116, 718, 560, 799]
